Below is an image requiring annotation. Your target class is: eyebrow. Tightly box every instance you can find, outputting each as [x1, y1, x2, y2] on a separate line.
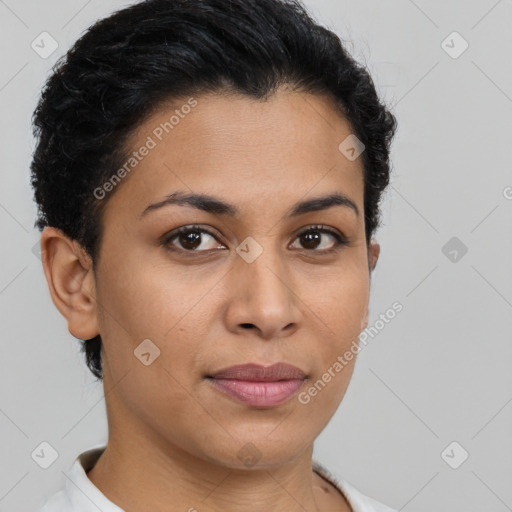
[139, 190, 360, 219]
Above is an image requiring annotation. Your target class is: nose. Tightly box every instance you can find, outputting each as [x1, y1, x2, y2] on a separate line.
[223, 245, 302, 340]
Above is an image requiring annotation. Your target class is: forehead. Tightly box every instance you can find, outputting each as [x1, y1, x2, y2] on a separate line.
[101, 89, 365, 223]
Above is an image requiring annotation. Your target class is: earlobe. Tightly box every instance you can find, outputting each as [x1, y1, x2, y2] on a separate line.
[40, 226, 100, 340]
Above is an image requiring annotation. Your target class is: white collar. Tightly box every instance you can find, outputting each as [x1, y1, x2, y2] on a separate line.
[62, 444, 124, 511]
[312, 460, 397, 512]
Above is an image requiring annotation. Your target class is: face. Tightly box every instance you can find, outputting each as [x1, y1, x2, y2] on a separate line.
[48, 87, 379, 469]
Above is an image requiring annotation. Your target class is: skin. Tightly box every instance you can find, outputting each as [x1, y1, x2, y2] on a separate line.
[41, 86, 380, 512]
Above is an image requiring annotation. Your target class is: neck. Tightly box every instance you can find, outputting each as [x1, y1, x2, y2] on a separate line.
[87, 435, 325, 512]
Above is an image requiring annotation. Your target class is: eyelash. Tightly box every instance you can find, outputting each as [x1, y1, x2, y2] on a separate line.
[161, 224, 349, 255]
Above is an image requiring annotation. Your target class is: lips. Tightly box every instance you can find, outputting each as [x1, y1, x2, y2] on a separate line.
[206, 363, 307, 407]
[207, 362, 307, 381]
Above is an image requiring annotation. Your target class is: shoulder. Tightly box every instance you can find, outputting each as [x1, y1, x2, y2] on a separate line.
[312, 459, 398, 512]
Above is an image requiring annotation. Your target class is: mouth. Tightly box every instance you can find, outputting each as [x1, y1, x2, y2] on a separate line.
[205, 362, 307, 407]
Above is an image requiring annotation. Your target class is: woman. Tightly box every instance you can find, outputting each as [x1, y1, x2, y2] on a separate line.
[31, 0, 398, 510]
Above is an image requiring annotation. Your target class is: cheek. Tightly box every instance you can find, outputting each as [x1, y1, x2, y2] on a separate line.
[300, 284, 366, 413]
[98, 256, 192, 335]
[313, 268, 369, 335]
[305, 267, 369, 402]
[96, 257, 211, 378]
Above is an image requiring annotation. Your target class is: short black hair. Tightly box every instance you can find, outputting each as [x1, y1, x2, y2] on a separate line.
[30, 0, 397, 381]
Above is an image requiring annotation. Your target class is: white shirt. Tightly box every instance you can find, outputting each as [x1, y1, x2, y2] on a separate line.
[37, 445, 397, 512]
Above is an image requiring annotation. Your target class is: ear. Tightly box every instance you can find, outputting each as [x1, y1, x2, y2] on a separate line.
[361, 239, 381, 331]
[368, 239, 380, 272]
[40, 226, 100, 340]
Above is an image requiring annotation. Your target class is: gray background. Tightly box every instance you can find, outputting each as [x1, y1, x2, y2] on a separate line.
[1, 0, 511, 511]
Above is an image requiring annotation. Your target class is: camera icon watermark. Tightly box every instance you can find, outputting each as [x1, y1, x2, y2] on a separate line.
[134, 338, 161, 366]
[338, 134, 365, 161]
[441, 31, 469, 59]
[237, 442, 262, 467]
[31, 31, 58, 59]
[31, 239, 42, 260]
[441, 441, 469, 469]
[441, 236, 468, 263]
[31, 441, 59, 469]
[236, 236, 263, 263]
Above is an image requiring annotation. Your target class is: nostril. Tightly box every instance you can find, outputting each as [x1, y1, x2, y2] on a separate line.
[240, 323, 255, 329]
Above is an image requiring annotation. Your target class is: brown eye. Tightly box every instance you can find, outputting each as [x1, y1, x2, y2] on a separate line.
[290, 225, 348, 253]
[299, 231, 322, 250]
[176, 230, 202, 250]
[162, 225, 225, 253]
